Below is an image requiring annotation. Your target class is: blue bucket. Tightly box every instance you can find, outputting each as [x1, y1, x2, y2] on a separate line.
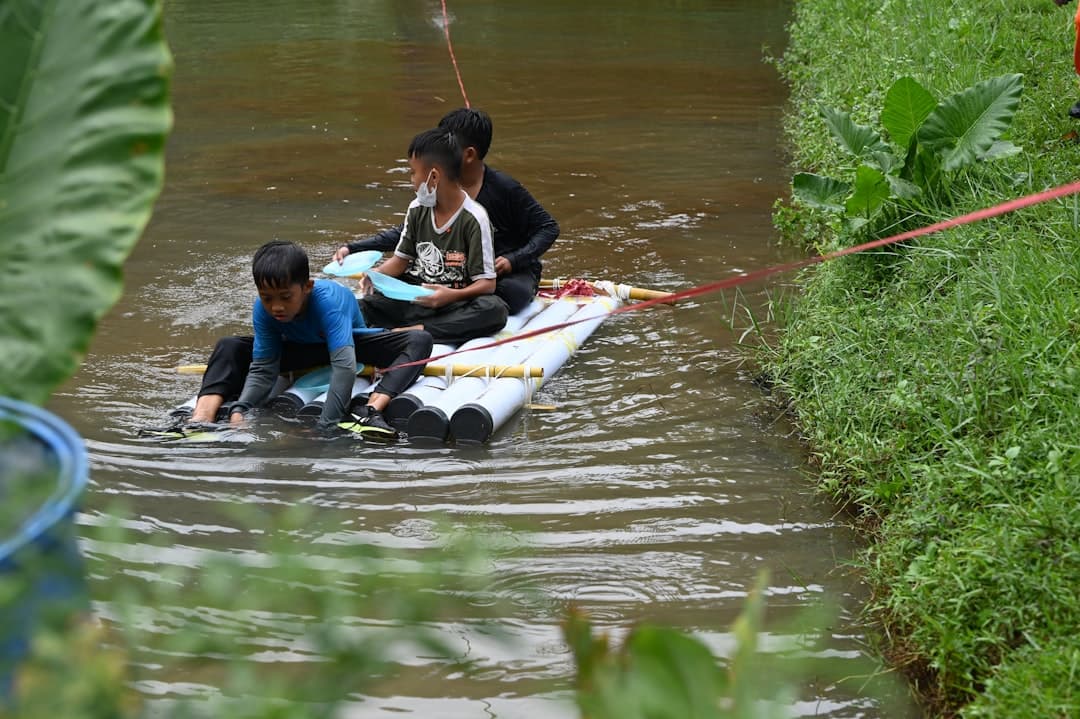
[0, 397, 89, 698]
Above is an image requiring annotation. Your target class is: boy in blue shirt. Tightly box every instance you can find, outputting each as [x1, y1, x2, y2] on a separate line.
[189, 241, 432, 435]
[355, 129, 508, 342]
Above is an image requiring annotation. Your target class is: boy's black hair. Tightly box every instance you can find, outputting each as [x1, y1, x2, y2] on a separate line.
[407, 128, 462, 182]
[251, 240, 310, 289]
[438, 108, 492, 161]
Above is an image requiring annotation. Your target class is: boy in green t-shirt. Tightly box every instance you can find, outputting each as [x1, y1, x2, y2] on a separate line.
[358, 129, 508, 343]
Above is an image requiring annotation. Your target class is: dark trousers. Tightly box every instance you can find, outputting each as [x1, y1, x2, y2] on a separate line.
[495, 270, 540, 314]
[198, 330, 432, 401]
[359, 295, 508, 344]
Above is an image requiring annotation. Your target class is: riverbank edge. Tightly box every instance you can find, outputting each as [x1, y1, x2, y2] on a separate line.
[764, 1, 1080, 716]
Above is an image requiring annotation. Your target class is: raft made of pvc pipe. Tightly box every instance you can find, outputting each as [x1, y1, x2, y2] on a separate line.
[451, 295, 619, 443]
[269, 366, 334, 416]
[385, 301, 544, 430]
[407, 298, 588, 442]
[383, 342, 454, 427]
[298, 376, 374, 417]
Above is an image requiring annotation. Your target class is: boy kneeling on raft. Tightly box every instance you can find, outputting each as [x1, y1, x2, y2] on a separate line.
[189, 241, 432, 436]
[354, 128, 508, 343]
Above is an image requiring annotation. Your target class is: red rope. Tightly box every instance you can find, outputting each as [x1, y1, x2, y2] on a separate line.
[440, 0, 471, 108]
[383, 180, 1080, 372]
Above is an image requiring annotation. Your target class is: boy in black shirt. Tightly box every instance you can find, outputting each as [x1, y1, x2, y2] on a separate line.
[334, 108, 559, 313]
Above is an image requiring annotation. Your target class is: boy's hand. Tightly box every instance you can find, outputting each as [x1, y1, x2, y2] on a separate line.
[358, 274, 374, 296]
[494, 256, 513, 276]
[414, 284, 454, 308]
[332, 245, 351, 264]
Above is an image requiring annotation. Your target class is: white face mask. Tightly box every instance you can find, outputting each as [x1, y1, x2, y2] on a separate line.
[415, 172, 437, 208]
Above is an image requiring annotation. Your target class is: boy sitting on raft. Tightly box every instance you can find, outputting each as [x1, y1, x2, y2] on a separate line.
[188, 240, 432, 436]
[354, 128, 508, 343]
[335, 108, 559, 314]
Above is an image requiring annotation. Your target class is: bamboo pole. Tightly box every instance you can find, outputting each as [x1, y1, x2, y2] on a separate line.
[176, 363, 544, 379]
[539, 278, 674, 302]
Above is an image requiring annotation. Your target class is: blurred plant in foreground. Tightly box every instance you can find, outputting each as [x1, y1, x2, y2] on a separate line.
[5, 509, 904, 719]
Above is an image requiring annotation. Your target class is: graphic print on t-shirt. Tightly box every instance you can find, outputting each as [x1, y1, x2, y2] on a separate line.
[395, 195, 496, 290]
[409, 241, 468, 288]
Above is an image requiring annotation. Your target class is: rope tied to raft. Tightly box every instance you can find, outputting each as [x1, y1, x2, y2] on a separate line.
[592, 280, 633, 301]
[523, 363, 536, 404]
[376, 180, 1080, 374]
[538, 277, 596, 300]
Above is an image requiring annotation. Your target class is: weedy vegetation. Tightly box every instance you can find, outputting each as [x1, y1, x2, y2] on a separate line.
[762, 0, 1080, 716]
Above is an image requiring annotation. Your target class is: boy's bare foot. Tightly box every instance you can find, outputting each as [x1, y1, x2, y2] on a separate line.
[391, 324, 424, 332]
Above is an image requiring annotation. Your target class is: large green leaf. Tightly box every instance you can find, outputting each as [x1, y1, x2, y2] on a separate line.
[845, 165, 891, 220]
[0, 1, 172, 404]
[820, 106, 891, 159]
[917, 73, 1023, 171]
[881, 76, 937, 150]
[887, 174, 922, 200]
[791, 172, 851, 212]
[978, 139, 1023, 162]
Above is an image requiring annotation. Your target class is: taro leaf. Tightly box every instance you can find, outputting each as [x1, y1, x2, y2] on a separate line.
[845, 165, 891, 220]
[792, 173, 851, 212]
[869, 150, 898, 175]
[0, 1, 172, 405]
[978, 140, 1023, 162]
[820, 106, 891, 160]
[881, 76, 937, 149]
[887, 175, 922, 200]
[917, 73, 1023, 171]
[846, 216, 870, 232]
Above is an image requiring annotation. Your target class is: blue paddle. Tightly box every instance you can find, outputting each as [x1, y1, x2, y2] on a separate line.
[367, 270, 435, 301]
[322, 250, 382, 277]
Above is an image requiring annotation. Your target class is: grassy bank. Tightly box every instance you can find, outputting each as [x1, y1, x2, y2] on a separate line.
[767, 0, 1080, 715]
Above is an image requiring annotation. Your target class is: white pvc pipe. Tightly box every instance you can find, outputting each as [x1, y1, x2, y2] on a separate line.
[385, 340, 475, 427]
[386, 302, 541, 431]
[450, 296, 619, 443]
[407, 298, 584, 441]
[500, 299, 545, 335]
[298, 376, 373, 417]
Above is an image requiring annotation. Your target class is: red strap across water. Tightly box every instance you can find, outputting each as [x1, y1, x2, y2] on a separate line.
[440, 0, 471, 109]
[382, 180, 1080, 373]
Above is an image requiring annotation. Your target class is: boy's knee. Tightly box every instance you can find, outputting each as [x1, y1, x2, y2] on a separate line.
[476, 295, 509, 321]
[408, 329, 434, 357]
[216, 336, 247, 352]
[495, 273, 538, 314]
[496, 284, 531, 314]
[211, 335, 251, 362]
[476, 296, 509, 336]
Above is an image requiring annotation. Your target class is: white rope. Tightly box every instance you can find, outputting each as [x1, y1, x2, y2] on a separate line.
[523, 364, 536, 403]
[593, 279, 622, 300]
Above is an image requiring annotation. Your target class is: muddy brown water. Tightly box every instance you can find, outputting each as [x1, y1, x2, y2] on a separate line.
[47, 1, 917, 716]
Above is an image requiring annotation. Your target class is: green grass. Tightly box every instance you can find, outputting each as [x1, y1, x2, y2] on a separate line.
[766, 0, 1080, 715]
